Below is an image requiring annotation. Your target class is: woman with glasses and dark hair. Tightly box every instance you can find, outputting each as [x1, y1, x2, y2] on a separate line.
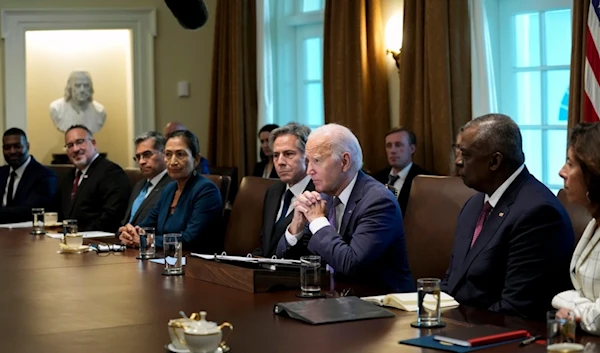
[252, 124, 279, 178]
[119, 130, 223, 253]
[552, 122, 600, 335]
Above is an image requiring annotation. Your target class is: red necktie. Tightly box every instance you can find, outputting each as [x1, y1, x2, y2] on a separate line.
[71, 170, 82, 201]
[471, 201, 492, 248]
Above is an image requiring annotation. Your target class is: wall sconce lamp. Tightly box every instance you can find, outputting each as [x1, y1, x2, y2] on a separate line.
[385, 13, 403, 70]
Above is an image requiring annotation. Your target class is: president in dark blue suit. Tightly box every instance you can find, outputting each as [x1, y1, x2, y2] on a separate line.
[0, 128, 57, 223]
[279, 123, 414, 293]
[441, 114, 574, 320]
[119, 130, 222, 253]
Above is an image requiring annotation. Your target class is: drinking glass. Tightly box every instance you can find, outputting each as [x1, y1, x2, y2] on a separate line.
[298, 255, 322, 298]
[31, 208, 45, 235]
[163, 233, 183, 275]
[62, 219, 78, 244]
[137, 227, 156, 259]
[411, 278, 445, 328]
[547, 310, 583, 352]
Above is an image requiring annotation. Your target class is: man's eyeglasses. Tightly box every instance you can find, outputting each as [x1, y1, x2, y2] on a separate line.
[133, 150, 157, 163]
[64, 138, 91, 150]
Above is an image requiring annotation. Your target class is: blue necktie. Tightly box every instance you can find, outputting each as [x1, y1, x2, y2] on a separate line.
[129, 181, 151, 223]
[276, 189, 294, 225]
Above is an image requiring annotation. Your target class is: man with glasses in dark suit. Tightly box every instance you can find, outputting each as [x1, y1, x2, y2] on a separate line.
[122, 131, 171, 226]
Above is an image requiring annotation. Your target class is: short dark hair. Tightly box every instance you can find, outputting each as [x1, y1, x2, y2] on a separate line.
[134, 131, 166, 152]
[3, 127, 27, 141]
[569, 123, 600, 208]
[66, 124, 94, 138]
[258, 124, 279, 137]
[166, 130, 200, 156]
[268, 122, 311, 153]
[461, 113, 525, 169]
[385, 127, 416, 145]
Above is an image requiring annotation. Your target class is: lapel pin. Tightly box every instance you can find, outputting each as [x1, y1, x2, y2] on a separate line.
[498, 212, 504, 217]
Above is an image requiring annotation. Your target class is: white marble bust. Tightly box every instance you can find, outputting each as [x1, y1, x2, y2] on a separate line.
[49, 70, 106, 134]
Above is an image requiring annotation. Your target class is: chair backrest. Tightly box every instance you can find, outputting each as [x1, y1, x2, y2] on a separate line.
[224, 176, 279, 255]
[403, 175, 477, 283]
[201, 174, 232, 212]
[557, 189, 592, 246]
[48, 164, 74, 183]
[209, 166, 239, 201]
[124, 168, 144, 189]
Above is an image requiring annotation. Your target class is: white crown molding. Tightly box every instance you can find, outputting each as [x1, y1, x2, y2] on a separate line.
[1, 8, 156, 140]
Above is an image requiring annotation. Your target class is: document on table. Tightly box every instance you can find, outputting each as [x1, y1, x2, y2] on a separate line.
[191, 253, 301, 265]
[0, 221, 33, 229]
[46, 231, 115, 239]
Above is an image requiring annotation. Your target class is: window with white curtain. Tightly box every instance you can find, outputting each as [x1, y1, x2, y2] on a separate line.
[268, 0, 325, 129]
[490, 0, 572, 193]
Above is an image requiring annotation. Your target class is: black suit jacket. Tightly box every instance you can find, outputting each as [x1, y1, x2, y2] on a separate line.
[252, 160, 279, 179]
[0, 156, 57, 223]
[253, 179, 315, 257]
[373, 163, 431, 217]
[57, 156, 130, 233]
[122, 172, 172, 226]
[440, 168, 574, 319]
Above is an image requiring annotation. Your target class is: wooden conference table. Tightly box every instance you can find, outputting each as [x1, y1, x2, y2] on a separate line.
[0, 228, 598, 353]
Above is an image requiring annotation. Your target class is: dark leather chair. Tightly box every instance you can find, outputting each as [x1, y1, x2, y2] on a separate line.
[209, 166, 238, 205]
[200, 174, 231, 214]
[224, 176, 279, 256]
[48, 164, 74, 183]
[124, 168, 143, 189]
[558, 189, 592, 246]
[403, 175, 477, 284]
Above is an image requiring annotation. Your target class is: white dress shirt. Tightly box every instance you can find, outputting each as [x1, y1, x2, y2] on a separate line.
[76, 153, 100, 186]
[285, 173, 359, 246]
[143, 169, 168, 199]
[389, 162, 413, 192]
[2, 156, 32, 207]
[485, 164, 525, 207]
[275, 175, 312, 220]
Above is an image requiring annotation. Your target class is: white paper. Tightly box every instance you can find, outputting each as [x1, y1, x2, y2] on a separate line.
[190, 253, 301, 265]
[0, 221, 33, 229]
[46, 231, 115, 239]
[149, 257, 186, 265]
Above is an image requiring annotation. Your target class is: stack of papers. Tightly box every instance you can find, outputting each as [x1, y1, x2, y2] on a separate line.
[46, 231, 115, 239]
[0, 221, 33, 229]
[191, 253, 301, 266]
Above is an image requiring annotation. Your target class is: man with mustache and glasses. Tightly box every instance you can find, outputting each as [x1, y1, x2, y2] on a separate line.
[57, 125, 130, 233]
[0, 128, 57, 223]
[252, 123, 314, 258]
[122, 131, 171, 226]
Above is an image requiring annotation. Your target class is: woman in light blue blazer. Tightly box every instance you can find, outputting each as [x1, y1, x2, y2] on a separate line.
[119, 130, 223, 253]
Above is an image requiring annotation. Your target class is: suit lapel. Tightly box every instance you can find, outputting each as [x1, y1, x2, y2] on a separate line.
[576, 222, 600, 271]
[132, 174, 170, 222]
[264, 183, 286, 254]
[339, 172, 365, 238]
[0, 167, 9, 203]
[68, 157, 101, 216]
[13, 159, 35, 202]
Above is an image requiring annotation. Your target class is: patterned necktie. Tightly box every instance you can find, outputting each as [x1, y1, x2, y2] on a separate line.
[327, 196, 343, 232]
[6, 170, 16, 206]
[129, 181, 152, 223]
[276, 189, 294, 225]
[70, 170, 82, 201]
[471, 201, 493, 248]
[388, 174, 400, 185]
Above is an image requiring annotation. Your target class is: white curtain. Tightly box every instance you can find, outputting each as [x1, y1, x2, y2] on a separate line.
[257, 0, 274, 128]
[469, 0, 498, 118]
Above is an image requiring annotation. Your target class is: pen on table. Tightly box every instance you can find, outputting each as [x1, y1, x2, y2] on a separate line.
[519, 335, 541, 347]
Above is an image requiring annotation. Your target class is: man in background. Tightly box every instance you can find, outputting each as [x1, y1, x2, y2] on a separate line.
[253, 123, 314, 257]
[57, 125, 130, 232]
[163, 121, 210, 174]
[0, 128, 57, 223]
[122, 131, 171, 226]
[373, 127, 430, 217]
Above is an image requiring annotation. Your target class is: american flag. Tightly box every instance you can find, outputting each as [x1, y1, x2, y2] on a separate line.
[585, 0, 600, 122]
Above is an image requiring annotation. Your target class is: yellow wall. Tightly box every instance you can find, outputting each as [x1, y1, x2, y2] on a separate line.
[26, 29, 132, 167]
[0, 0, 217, 166]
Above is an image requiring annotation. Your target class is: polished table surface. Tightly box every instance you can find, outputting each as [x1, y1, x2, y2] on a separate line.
[0, 228, 598, 353]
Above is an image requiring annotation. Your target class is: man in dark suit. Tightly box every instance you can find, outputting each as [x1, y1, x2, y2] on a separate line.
[122, 131, 171, 226]
[373, 127, 431, 217]
[163, 121, 209, 174]
[58, 125, 130, 233]
[253, 123, 314, 257]
[441, 114, 574, 319]
[0, 128, 57, 223]
[279, 124, 414, 293]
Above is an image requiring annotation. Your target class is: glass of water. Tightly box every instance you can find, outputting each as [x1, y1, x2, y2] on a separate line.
[411, 278, 445, 328]
[163, 233, 183, 276]
[547, 310, 583, 352]
[31, 208, 45, 235]
[137, 227, 156, 259]
[62, 219, 78, 244]
[298, 255, 322, 298]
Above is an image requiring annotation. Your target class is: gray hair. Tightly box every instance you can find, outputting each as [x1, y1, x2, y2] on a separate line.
[64, 70, 94, 102]
[461, 113, 525, 167]
[268, 122, 311, 153]
[134, 131, 166, 152]
[309, 123, 363, 173]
